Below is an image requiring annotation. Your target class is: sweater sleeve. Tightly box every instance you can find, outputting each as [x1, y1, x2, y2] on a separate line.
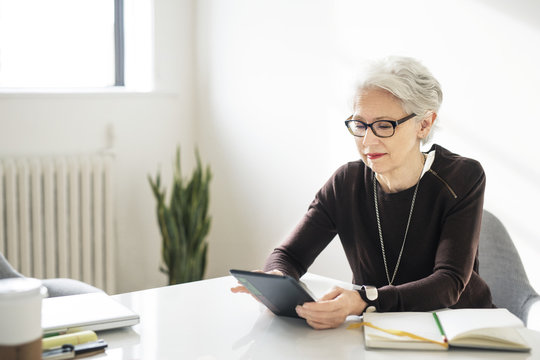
[375, 161, 489, 312]
[263, 166, 345, 280]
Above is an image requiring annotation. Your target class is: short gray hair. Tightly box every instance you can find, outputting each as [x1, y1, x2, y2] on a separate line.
[357, 56, 443, 143]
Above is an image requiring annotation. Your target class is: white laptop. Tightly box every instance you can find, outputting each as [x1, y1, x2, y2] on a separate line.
[42, 292, 140, 335]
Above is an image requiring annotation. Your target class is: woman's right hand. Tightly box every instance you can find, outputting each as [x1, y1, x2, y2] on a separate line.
[230, 269, 284, 297]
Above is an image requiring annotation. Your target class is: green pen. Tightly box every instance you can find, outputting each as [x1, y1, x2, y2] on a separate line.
[432, 312, 448, 344]
[43, 332, 63, 338]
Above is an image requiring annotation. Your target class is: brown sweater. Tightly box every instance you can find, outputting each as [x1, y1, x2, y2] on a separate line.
[264, 144, 493, 312]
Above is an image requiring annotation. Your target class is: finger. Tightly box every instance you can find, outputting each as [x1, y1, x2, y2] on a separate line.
[296, 304, 342, 321]
[306, 312, 347, 329]
[296, 307, 324, 328]
[267, 269, 284, 276]
[318, 286, 344, 301]
[230, 285, 250, 293]
[231, 270, 263, 292]
[301, 307, 346, 324]
[301, 297, 342, 312]
[251, 269, 283, 276]
[231, 285, 262, 303]
[297, 298, 351, 327]
[301, 303, 339, 316]
[305, 318, 335, 330]
[304, 313, 344, 330]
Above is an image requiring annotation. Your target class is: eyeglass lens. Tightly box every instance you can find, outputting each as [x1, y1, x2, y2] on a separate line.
[348, 121, 395, 137]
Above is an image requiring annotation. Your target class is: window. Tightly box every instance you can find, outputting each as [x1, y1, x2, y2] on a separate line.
[0, 0, 127, 88]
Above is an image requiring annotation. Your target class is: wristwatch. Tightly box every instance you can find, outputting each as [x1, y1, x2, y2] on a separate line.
[361, 285, 378, 313]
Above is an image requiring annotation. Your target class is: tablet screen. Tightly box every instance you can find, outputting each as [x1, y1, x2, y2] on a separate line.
[230, 269, 316, 318]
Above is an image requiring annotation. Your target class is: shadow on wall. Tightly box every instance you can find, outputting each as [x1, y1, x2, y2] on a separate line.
[472, 0, 540, 30]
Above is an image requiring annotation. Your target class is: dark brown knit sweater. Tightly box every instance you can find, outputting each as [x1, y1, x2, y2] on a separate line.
[264, 144, 494, 312]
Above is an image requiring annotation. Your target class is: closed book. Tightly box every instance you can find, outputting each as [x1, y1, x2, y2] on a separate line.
[362, 308, 530, 352]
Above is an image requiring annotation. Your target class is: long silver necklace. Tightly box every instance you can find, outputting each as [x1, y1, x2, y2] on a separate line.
[373, 161, 423, 286]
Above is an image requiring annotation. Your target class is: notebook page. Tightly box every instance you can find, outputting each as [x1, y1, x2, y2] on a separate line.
[363, 312, 442, 343]
[436, 308, 523, 341]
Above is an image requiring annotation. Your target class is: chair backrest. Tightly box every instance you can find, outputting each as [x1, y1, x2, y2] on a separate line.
[1, 252, 103, 297]
[0, 252, 24, 279]
[478, 210, 540, 325]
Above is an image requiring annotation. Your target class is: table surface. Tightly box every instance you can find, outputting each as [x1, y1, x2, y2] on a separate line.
[94, 273, 540, 359]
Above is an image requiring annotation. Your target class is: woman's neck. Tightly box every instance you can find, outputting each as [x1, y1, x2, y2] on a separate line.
[375, 152, 426, 193]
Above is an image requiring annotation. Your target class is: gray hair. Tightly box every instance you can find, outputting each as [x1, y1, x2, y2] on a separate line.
[357, 56, 443, 143]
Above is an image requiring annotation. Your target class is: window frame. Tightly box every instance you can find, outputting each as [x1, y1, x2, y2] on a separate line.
[114, 0, 125, 87]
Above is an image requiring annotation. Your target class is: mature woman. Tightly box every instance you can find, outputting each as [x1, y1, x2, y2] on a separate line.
[232, 56, 493, 329]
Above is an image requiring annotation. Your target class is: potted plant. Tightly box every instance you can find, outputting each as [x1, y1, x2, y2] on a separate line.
[148, 147, 212, 285]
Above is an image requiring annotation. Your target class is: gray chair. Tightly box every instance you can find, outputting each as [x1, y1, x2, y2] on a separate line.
[478, 210, 540, 325]
[0, 252, 104, 297]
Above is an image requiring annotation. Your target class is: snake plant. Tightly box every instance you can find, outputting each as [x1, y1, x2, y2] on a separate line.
[148, 147, 212, 285]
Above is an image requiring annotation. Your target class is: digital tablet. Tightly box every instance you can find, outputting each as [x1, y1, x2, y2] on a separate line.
[230, 269, 317, 318]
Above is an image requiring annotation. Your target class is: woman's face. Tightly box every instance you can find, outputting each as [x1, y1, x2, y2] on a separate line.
[352, 88, 423, 177]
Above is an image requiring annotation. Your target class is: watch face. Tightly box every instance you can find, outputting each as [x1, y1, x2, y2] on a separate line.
[364, 286, 378, 301]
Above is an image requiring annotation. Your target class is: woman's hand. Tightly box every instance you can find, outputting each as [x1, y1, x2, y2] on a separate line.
[230, 269, 284, 297]
[295, 286, 367, 330]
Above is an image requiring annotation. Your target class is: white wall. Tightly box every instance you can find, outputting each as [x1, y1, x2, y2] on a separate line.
[196, 0, 352, 281]
[0, 0, 196, 293]
[197, 0, 540, 292]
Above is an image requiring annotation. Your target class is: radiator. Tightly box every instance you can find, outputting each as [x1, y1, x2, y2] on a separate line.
[0, 155, 115, 293]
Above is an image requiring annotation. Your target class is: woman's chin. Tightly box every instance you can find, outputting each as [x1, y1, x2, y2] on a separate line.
[365, 160, 387, 174]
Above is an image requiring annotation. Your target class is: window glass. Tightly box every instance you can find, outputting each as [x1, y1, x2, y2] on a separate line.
[0, 0, 115, 88]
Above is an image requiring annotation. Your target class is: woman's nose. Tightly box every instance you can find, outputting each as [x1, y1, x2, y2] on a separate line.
[362, 127, 379, 145]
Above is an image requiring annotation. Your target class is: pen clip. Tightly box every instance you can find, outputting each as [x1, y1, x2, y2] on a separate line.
[42, 344, 75, 360]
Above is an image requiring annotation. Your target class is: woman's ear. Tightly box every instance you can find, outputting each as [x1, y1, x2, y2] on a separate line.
[418, 112, 436, 139]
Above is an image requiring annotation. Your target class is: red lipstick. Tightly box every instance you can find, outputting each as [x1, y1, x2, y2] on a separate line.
[366, 153, 385, 160]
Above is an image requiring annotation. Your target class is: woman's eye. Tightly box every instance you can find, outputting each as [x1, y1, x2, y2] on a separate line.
[376, 122, 393, 129]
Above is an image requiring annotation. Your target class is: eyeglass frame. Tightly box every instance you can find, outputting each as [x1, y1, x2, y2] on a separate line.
[344, 113, 417, 138]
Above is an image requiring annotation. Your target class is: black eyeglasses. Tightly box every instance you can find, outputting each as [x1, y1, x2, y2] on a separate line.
[344, 113, 416, 138]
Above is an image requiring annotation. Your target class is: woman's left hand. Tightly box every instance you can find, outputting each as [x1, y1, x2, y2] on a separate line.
[295, 286, 367, 329]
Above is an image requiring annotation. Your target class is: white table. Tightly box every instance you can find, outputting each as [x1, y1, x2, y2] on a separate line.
[97, 274, 540, 359]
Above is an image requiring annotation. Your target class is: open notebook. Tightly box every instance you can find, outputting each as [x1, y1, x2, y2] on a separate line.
[42, 292, 139, 335]
[359, 308, 530, 352]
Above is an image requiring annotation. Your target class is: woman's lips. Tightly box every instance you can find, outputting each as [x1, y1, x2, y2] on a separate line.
[366, 153, 385, 160]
